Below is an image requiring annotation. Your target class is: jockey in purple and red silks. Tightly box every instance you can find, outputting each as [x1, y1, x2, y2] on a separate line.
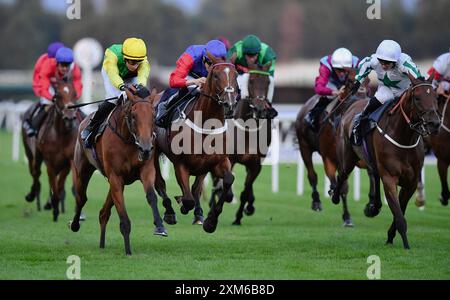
[305, 48, 359, 130]
[155, 39, 228, 127]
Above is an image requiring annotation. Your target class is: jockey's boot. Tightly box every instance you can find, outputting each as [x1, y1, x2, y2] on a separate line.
[23, 103, 41, 137]
[352, 96, 382, 146]
[81, 101, 116, 148]
[27, 104, 48, 137]
[155, 88, 185, 128]
[304, 96, 329, 130]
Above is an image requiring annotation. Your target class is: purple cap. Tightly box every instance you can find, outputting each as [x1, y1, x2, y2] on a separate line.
[47, 42, 65, 58]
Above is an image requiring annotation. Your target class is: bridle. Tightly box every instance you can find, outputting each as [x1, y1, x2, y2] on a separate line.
[389, 82, 439, 136]
[123, 99, 155, 151]
[201, 62, 237, 106]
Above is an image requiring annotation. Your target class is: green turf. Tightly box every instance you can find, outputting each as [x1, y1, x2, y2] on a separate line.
[1, 130, 449, 279]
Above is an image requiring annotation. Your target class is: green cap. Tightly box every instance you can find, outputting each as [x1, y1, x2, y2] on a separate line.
[242, 35, 261, 55]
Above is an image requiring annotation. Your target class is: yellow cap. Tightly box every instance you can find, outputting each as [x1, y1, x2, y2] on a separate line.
[122, 38, 147, 60]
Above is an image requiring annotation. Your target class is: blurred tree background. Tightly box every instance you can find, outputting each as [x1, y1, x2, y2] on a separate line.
[0, 0, 449, 69]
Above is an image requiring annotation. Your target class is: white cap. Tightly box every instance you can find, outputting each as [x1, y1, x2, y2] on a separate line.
[375, 40, 401, 62]
[331, 48, 353, 68]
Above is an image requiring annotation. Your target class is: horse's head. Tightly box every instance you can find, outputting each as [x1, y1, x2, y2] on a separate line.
[205, 51, 239, 118]
[53, 80, 77, 125]
[406, 72, 440, 136]
[246, 62, 271, 119]
[123, 86, 157, 161]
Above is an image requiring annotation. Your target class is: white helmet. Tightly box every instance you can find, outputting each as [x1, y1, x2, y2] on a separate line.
[331, 48, 353, 68]
[375, 40, 401, 62]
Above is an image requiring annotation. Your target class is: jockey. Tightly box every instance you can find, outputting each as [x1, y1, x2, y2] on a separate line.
[81, 37, 150, 147]
[427, 48, 450, 97]
[351, 39, 422, 145]
[227, 34, 278, 118]
[155, 39, 227, 128]
[32, 42, 64, 97]
[24, 47, 82, 137]
[304, 48, 359, 130]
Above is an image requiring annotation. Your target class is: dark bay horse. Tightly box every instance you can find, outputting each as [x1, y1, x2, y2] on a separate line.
[333, 74, 440, 248]
[154, 52, 238, 233]
[416, 93, 450, 207]
[295, 69, 369, 226]
[22, 80, 81, 220]
[69, 87, 161, 256]
[209, 62, 273, 225]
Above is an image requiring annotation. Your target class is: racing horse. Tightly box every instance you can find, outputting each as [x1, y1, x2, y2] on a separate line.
[22, 80, 81, 220]
[333, 74, 440, 248]
[69, 86, 161, 256]
[295, 69, 369, 226]
[209, 62, 273, 225]
[154, 52, 238, 233]
[416, 93, 450, 207]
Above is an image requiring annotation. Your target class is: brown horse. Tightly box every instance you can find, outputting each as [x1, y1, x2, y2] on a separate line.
[416, 93, 450, 207]
[22, 80, 81, 220]
[333, 74, 440, 248]
[295, 69, 369, 226]
[209, 62, 272, 225]
[154, 52, 238, 233]
[69, 87, 161, 256]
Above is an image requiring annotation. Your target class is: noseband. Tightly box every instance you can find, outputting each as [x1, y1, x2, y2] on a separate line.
[202, 63, 237, 106]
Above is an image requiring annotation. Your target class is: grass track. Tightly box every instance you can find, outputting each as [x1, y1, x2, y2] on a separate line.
[1, 130, 449, 279]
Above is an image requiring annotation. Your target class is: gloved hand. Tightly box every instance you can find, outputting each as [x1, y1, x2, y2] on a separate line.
[350, 81, 361, 95]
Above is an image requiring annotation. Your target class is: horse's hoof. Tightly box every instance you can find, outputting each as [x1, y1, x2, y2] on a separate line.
[311, 201, 322, 212]
[440, 196, 449, 206]
[244, 205, 255, 216]
[192, 215, 204, 225]
[343, 219, 354, 227]
[154, 227, 168, 237]
[203, 218, 217, 233]
[331, 193, 340, 205]
[163, 214, 177, 225]
[180, 206, 189, 215]
[53, 212, 58, 222]
[69, 220, 80, 232]
[415, 197, 425, 207]
[232, 220, 241, 226]
[364, 203, 381, 218]
[182, 199, 195, 211]
[43, 202, 52, 210]
[25, 193, 34, 203]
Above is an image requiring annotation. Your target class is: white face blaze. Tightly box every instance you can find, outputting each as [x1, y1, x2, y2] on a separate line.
[63, 86, 70, 94]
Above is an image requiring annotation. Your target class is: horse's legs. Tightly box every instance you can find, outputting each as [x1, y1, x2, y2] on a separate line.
[99, 191, 114, 249]
[415, 170, 425, 207]
[437, 159, 450, 206]
[70, 155, 95, 232]
[174, 163, 195, 214]
[203, 159, 234, 233]
[209, 175, 221, 208]
[154, 154, 176, 225]
[332, 156, 356, 205]
[25, 150, 43, 211]
[340, 180, 353, 227]
[299, 143, 321, 211]
[191, 174, 207, 225]
[56, 165, 70, 215]
[383, 176, 410, 249]
[364, 169, 382, 218]
[46, 166, 60, 222]
[233, 161, 261, 226]
[108, 175, 132, 255]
